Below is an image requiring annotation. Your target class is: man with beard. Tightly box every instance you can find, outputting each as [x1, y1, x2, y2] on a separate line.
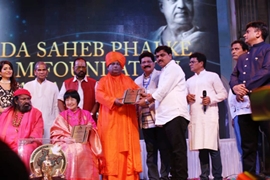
[24, 61, 59, 139]
[134, 51, 170, 180]
[0, 88, 44, 170]
[58, 57, 99, 120]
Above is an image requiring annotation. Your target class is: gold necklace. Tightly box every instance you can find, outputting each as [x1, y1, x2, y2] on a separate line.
[12, 111, 24, 129]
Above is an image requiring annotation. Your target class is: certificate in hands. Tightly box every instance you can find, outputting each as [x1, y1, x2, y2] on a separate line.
[122, 89, 141, 104]
[71, 125, 92, 143]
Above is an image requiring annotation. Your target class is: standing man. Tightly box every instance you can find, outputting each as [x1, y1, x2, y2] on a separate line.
[228, 40, 249, 155]
[58, 57, 99, 120]
[24, 61, 59, 139]
[96, 51, 142, 180]
[186, 52, 227, 180]
[230, 21, 270, 175]
[135, 51, 170, 180]
[137, 46, 190, 180]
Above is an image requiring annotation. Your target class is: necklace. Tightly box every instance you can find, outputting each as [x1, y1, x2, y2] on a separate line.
[12, 111, 24, 128]
[0, 80, 11, 84]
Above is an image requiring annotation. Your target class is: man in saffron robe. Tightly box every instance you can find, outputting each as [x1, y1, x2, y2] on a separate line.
[96, 51, 142, 180]
[0, 88, 44, 171]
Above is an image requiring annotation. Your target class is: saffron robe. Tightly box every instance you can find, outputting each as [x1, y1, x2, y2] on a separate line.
[50, 108, 102, 180]
[0, 107, 44, 170]
[96, 73, 142, 178]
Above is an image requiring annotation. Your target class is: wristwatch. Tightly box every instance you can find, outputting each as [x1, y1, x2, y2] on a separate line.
[145, 99, 150, 105]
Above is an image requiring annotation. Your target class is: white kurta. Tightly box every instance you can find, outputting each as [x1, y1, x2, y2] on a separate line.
[186, 70, 227, 151]
[24, 79, 59, 139]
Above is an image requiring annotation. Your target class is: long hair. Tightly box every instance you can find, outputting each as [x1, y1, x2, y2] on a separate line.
[0, 61, 18, 91]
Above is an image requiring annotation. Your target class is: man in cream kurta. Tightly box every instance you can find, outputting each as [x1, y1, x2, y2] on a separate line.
[186, 53, 227, 180]
[24, 62, 59, 139]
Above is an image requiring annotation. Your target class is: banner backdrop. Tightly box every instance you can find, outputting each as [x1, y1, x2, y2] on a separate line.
[0, 0, 228, 137]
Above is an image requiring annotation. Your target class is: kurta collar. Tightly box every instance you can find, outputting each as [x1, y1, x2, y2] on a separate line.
[195, 69, 206, 76]
[34, 78, 47, 84]
[251, 41, 265, 48]
[72, 76, 88, 82]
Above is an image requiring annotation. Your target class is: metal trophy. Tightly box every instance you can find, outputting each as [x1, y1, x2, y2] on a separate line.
[29, 144, 67, 180]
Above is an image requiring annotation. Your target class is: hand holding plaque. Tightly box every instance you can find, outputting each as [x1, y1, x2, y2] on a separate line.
[122, 89, 142, 104]
[71, 125, 92, 143]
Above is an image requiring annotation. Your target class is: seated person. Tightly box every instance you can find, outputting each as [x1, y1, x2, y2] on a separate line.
[50, 89, 102, 180]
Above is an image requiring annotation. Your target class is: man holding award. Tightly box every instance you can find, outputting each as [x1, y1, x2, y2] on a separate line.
[137, 46, 190, 180]
[96, 51, 142, 180]
[135, 51, 170, 180]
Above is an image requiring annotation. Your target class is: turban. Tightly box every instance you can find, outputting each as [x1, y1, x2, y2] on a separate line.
[105, 51, 126, 68]
[13, 89, 31, 98]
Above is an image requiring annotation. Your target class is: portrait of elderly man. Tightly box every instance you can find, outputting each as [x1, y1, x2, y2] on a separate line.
[96, 51, 142, 180]
[0, 89, 44, 170]
[149, 0, 220, 79]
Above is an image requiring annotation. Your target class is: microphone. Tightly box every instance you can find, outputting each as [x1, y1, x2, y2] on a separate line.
[203, 90, 207, 113]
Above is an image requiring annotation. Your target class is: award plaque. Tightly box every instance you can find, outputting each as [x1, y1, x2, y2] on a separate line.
[29, 144, 67, 179]
[122, 89, 141, 104]
[71, 125, 92, 143]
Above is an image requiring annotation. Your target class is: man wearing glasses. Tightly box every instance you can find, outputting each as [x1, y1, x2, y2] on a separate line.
[58, 58, 99, 120]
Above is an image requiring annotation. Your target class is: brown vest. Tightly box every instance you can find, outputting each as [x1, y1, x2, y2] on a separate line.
[64, 77, 96, 112]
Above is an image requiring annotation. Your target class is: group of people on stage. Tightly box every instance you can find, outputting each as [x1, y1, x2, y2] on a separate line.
[0, 20, 270, 180]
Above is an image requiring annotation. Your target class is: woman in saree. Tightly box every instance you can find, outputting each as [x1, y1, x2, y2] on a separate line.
[50, 89, 102, 180]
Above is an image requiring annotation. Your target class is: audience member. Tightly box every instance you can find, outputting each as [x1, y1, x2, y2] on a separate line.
[186, 52, 227, 180]
[96, 51, 142, 179]
[0, 140, 29, 180]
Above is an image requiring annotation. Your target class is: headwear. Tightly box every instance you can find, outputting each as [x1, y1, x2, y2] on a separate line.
[105, 51, 126, 69]
[13, 89, 31, 98]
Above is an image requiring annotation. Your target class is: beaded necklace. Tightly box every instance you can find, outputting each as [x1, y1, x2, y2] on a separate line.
[12, 111, 24, 132]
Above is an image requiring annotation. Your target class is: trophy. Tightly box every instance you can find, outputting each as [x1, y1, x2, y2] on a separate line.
[29, 144, 67, 180]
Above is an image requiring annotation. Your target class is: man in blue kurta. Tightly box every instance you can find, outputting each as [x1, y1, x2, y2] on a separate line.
[230, 21, 270, 176]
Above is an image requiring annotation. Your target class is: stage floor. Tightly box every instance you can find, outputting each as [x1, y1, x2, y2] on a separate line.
[139, 138, 242, 179]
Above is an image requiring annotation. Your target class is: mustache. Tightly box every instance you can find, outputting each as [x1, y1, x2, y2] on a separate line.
[143, 66, 151, 69]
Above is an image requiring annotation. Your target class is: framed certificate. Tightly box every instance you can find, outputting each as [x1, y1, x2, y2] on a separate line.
[71, 125, 92, 143]
[122, 89, 141, 104]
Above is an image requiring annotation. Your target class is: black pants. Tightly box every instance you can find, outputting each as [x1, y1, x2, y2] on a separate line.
[199, 149, 223, 180]
[238, 114, 270, 175]
[163, 116, 189, 180]
[142, 127, 170, 180]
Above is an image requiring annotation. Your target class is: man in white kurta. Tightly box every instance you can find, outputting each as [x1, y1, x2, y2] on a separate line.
[186, 52, 227, 180]
[24, 62, 59, 139]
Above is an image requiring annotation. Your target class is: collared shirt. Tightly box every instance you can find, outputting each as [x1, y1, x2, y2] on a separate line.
[58, 76, 88, 109]
[152, 60, 190, 125]
[135, 69, 160, 129]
